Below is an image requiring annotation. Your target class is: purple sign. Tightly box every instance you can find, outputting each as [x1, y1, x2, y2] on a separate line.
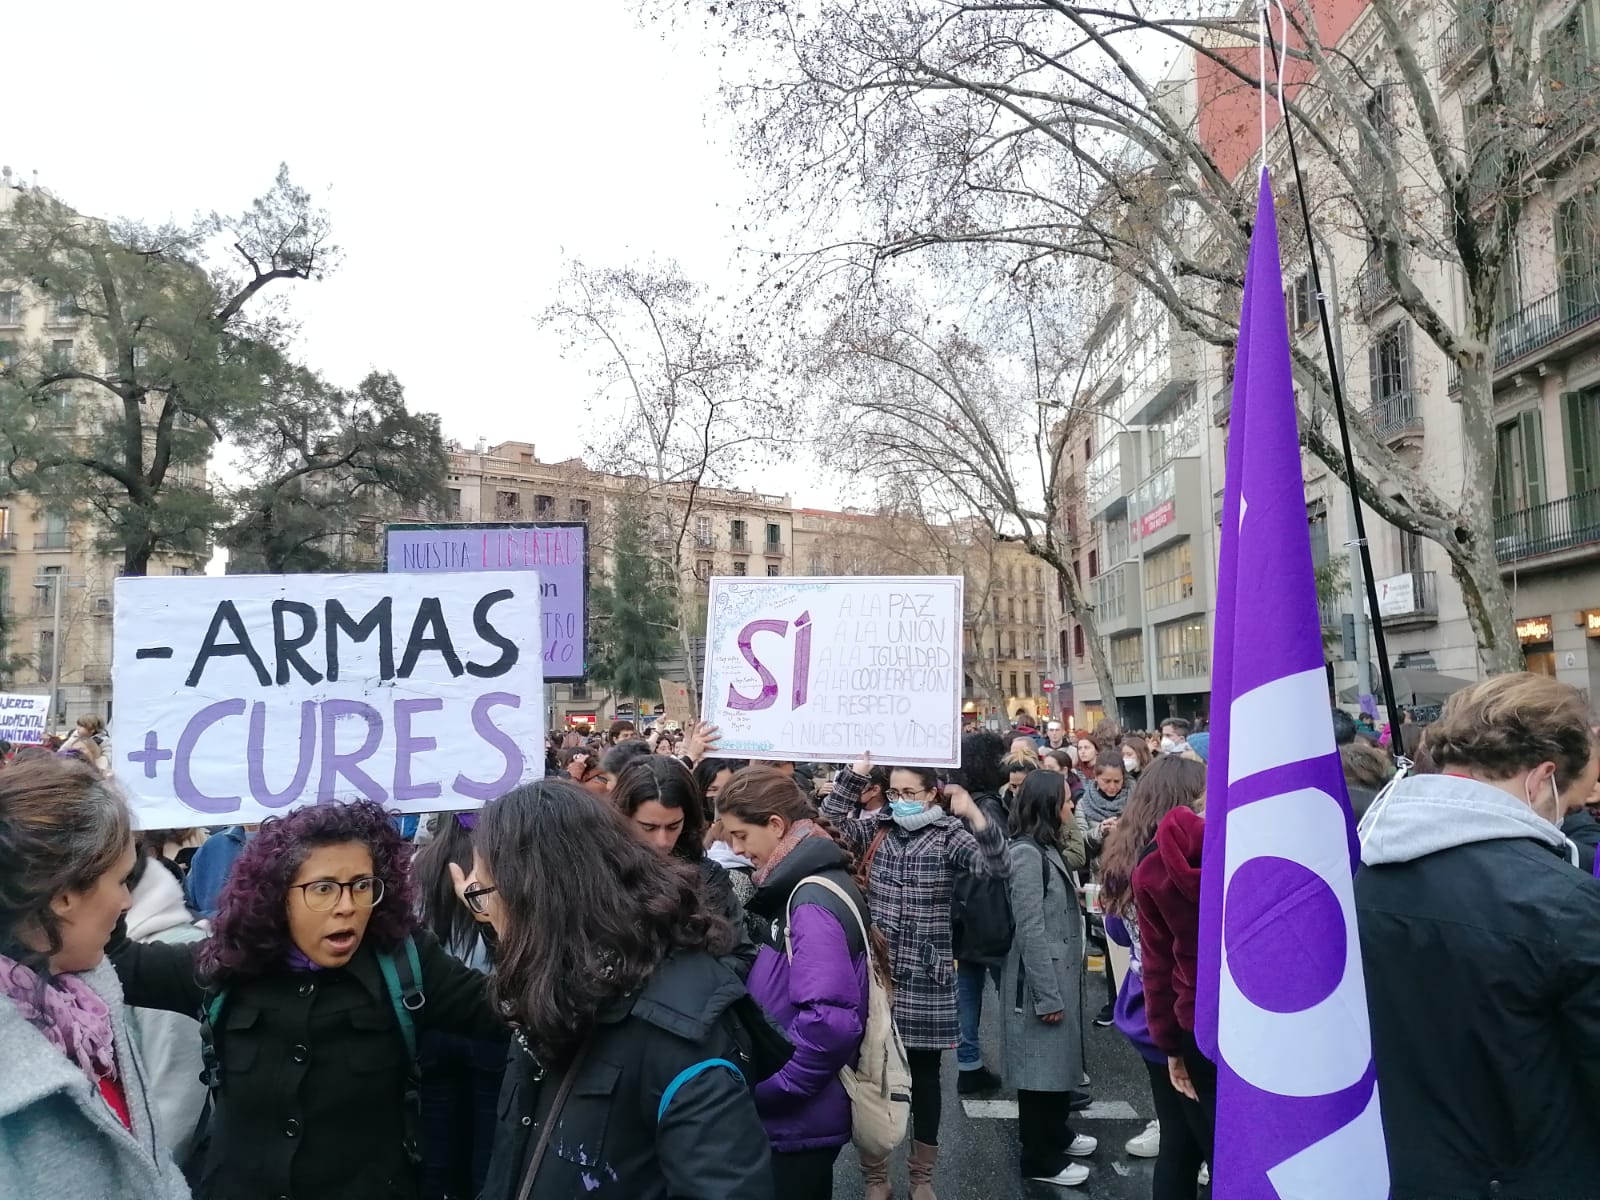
[385, 522, 587, 680]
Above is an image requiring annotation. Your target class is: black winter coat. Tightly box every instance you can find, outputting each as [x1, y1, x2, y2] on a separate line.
[1357, 834, 1600, 1199]
[110, 929, 505, 1200]
[481, 950, 784, 1200]
[1562, 807, 1600, 874]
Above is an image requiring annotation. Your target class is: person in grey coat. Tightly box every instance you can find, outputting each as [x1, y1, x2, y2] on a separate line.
[0, 757, 191, 1200]
[1002, 770, 1094, 1190]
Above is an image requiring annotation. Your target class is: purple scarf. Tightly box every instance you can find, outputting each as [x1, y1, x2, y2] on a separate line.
[0, 952, 117, 1082]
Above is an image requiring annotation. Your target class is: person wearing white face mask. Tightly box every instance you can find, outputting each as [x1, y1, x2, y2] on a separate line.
[1356, 673, 1600, 1200]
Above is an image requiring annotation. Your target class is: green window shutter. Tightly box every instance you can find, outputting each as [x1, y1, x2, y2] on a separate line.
[1521, 408, 1547, 510]
[1563, 391, 1597, 496]
[1494, 421, 1513, 520]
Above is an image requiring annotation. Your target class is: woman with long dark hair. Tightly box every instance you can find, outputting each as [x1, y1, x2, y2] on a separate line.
[108, 800, 504, 1200]
[0, 757, 188, 1197]
[822, 753, 1009, 1200]
[1099, 755, 1209, 1199]
[613, 756, 757, 976]
[1002, 770, 1094, 1189]
[470, 779, 782, 1200]
[716, 767, 880, 1200]
[412, 812, 506, 1200]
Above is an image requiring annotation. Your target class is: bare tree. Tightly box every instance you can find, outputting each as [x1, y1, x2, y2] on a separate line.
[664, 0, 1596, 673]
[811, 281, 1122, 707]
[543, 258, 790, 697]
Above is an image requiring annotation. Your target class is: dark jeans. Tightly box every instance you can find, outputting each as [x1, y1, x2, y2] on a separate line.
[420, 1030, 506, 1200]
[1145, 1058, 1204, 1199]
[955, 959, 1002, 1069]
[773, 1146, 841, 1200]
[907, 1048, 944, 1145]
[1017, 1089, 1077, 1177]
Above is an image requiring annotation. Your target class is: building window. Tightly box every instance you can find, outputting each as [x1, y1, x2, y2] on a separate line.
[1088, 548, 1100, 578]
[170, 566, 193, 577]
[570, 498, 590, 521]
[1398, 523, 1423, 575]
[36, 565, 63, 613]
[695, 558, 712, 582]
[36, 512, 68, 551]
[1156, 618, 1209, 681]
[1285, 269, 1316, 330]
[1556, 191, 1600, 318]
[0, 291, 19, 325]
[1073, 626, 1085, 658]
[1023, 672, 1033, 696]
[1008, 597, 1017, 622]
[495, 490, 520, 518]
[446, 488, 461, 516]
[0, 565, 9, 615]
[1493, 409, 1545, 520]
[1364, 83, 1398, 145]
[767, 565, 780, 577]
[37, 631, 55, 682]
[1563, 387, 1600, 512]
[808, 554, 823, 575]
[54, 295, 78, 321]
[48, 339, 74, 371]
[732, 561, 747, 576]
[1008, 631, 1018, 658]
[569, 681, 590, 700]
[1034, 566, 1044, 592]
[1111, 633, 1144, 685]
[1307, 500, 1330, 569]
[1368, 321, 1413, 409]
[765, 522, 781, 547]
[1059, 630, 1070, 662]
[1144, 540, 1195, 610]
[534, 494, 554, 515]
[1009, 672, 1019, 696]
[695, 516, 714, 547]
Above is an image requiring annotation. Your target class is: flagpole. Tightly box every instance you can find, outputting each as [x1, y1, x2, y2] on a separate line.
[1260, 10, 1406, 755]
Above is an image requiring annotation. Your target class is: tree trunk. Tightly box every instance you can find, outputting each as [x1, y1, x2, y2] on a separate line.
[122, 533, 155, 577]
[1052, 562, 1118, 719]
[1452, 370, 1523, 675]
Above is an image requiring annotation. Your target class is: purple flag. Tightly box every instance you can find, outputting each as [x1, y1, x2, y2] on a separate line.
[1194, 171, 1388, 1198]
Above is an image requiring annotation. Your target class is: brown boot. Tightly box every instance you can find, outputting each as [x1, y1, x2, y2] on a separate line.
[908, 1140, 939, 1200]
[860, 1150, 893, 1200]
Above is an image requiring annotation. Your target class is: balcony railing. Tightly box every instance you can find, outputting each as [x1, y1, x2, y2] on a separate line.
[1378, 570, 1439, 622]
[0, 533, 14, 552]
[1494, 489, 1600, 563]
[1318, 596, 1346, 632]
[729, 536, 752, 554]
[764, 540, 786, 557]
[693, 533, 718, 550]
[1355, 264, 1397, 316]
[1439, 5, 1489, 76]
[1211, 384, 1231, 426]
[1366, 390, 1423, 442]
[33, 531, 68, 550]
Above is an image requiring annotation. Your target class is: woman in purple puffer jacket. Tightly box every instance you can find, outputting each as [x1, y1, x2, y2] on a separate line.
[717, 767, 878, 1200]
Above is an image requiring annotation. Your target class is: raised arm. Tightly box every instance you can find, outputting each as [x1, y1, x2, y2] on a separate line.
[107, 934, 206, 1017]
[819, 757, 877, 854]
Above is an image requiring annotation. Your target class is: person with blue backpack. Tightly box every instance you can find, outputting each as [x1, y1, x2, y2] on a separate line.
[107, 799, 506, 1200]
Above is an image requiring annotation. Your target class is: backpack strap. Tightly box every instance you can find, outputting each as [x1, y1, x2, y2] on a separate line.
[197, 990, 227, 1090]
[377, 935, 426, 1167]
[783, 874, 872, 969]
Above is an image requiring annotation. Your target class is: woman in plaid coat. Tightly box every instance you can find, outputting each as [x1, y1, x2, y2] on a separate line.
[822, 753, 1010, 1200]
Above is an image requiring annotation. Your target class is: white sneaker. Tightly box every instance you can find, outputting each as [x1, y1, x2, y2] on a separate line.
[1200, 1163, 1210, 1185]
[1065, 1133, 1098, 1157]
[1125, 1120, 1160, 1158]
[1030, 1162, 1091, 1187]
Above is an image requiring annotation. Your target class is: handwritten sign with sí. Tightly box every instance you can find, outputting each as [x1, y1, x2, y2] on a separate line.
[701, 576, 963, 767]
[111, 572, 546, 829]
[384, 522, 587, 680]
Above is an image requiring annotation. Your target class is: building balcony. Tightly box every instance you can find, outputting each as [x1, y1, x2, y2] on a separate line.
[693, 533, 718, 550]
[1452, 278, 1600, 394]
[33, 532, 69, 551]
[1318, 595, 1346, 632]
[1355, 264, 1398, 317]
[1091, 562, 1142, 635]
[729, 536, 752, 555]
[1211, 384, 1231, 427]
[1376, 570, 1439, 627]
[0, 533, 14, 552]
[764, 540, 786, 558]
[1494, 489, 1600, 566]
[1365, 390, 1423, 444]
[1438, 6, 1489, 81]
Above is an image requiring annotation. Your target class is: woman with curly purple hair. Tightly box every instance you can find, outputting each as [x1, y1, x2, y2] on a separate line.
[109, 799, 505, 1200]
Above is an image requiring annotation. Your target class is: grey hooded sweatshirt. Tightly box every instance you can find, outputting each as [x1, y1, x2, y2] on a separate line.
[1359, 771, 1574, 867]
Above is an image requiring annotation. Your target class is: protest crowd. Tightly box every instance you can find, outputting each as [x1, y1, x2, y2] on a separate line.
[0, 681, 1596, 1200]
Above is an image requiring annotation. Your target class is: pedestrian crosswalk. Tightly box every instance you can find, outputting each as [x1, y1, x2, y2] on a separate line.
[961, 1099, 1140, 1121]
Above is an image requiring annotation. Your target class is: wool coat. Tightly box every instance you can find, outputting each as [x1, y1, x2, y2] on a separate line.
[0, 957, 192, 1200]
[822, 769, 1009, 1050]
[999, 839, 1086, 1094]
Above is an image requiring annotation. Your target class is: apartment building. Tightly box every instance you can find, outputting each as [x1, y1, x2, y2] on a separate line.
[0, 185, 208, 728]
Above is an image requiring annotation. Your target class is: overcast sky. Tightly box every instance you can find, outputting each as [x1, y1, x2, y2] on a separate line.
[4, 1, 839, 504]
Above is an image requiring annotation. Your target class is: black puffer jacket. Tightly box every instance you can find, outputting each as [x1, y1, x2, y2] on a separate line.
[109, 928, 505, 1200]
[1357, 774, 1600, 1200]
[481, 950, 788, 1200]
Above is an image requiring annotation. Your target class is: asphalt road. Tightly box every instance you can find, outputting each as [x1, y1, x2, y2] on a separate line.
[830, 989, 1207, 1199]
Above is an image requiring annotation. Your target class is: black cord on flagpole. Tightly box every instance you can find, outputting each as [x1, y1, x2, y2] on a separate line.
[1261, 13, 1406, 757]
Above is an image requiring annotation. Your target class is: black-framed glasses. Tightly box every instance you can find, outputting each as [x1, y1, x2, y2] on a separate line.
[885, 788, 929, 802]
[289, 876, 384, 912]
[463, 884, 498, 915]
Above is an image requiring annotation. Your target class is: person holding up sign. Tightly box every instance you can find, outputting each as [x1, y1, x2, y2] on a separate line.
[106, 799, 506, 1200]
[822, 752, 1009, 1200]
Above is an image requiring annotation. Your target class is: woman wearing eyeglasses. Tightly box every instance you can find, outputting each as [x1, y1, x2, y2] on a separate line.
[108, 799, 504, 1200]
[822, 752, 1009, 1200]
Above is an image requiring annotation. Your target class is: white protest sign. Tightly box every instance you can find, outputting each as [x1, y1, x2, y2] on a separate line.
[700, 576, 963, 767]
[111, 572, 545, 829]
[0, 693, 52, 745]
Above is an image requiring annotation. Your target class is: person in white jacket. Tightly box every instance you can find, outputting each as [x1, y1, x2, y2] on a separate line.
[124, 852, 208, 1165]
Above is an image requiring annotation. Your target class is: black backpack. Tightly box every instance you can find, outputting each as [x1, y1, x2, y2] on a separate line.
[950, 792, 1016, 965]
